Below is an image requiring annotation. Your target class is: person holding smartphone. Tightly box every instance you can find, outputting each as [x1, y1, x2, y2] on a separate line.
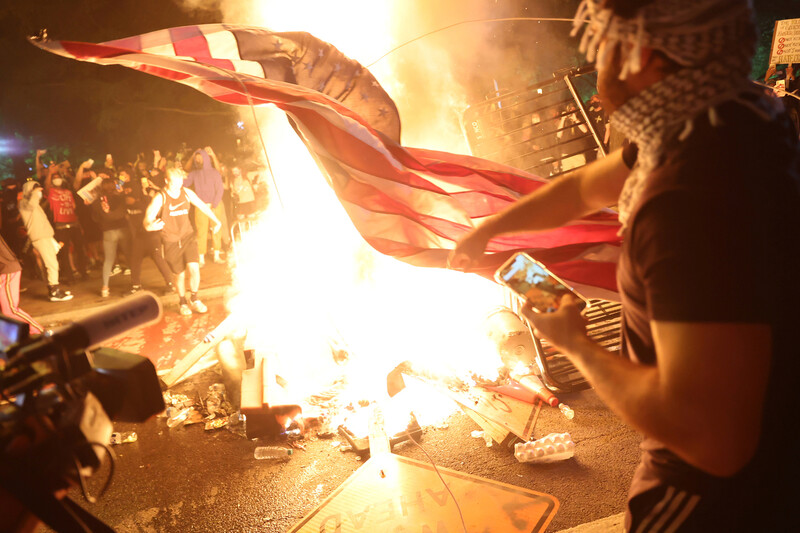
[450, 1, 800, 530]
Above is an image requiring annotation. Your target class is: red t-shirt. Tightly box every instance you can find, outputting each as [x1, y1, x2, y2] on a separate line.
[47, 187, 78, 223]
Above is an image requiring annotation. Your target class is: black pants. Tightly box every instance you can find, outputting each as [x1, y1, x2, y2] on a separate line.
[129, 228, 173, 286]
[54, 224, 87, 279]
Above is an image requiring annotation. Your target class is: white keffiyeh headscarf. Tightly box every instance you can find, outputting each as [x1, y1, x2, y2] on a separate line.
[571, 0, 775, 228]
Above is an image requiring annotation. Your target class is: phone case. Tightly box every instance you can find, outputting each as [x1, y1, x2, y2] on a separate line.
[494, 252, 590, 312]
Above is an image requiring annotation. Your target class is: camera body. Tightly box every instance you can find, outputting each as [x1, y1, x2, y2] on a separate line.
[0, 293, 164, 532]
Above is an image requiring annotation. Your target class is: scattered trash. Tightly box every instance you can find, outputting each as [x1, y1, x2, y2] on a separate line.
[162, 391, 194, 411]
[282, 428, 302, 439]
[471, 430, 484, 439]
[110, 431, 138, 445]
[254, 446, 293, 461]
[166, 407, 192, 429]
[204, 418, 227, 431]
[204, 383, 229, 417]
[558, 403, 575, 420]
[514, 433, 575, 463]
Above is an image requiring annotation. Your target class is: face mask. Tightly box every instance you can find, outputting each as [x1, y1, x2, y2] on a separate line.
[52, 178, 63, 187]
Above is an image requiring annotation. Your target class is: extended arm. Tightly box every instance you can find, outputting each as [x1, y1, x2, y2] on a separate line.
[143, 193, 164, 231]
[526, 299, 770, 477]
[35, 150, 46, 181]
[204, 146, 220, 171]
[74, 160, 90, 191]
[185, 188, 221, 232]
[449, 148, 631, 270]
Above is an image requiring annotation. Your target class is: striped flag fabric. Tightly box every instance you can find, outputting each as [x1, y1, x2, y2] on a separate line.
[30, 24, 622, 299]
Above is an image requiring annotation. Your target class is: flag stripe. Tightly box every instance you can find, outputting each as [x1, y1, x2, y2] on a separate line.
[31, 24, 623, 296]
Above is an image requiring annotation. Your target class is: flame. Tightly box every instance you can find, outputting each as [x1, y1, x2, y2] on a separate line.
[225, 1, 505, 431]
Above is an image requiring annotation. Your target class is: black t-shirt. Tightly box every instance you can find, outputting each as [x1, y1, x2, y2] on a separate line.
[160, 189, 193, 243]
[618, 100, 800, 528]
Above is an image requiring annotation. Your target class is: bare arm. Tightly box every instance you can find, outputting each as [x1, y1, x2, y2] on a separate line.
[449, 148, 630, 270]
[526, 299, 770, 477]
[143, 193, 164, 231]
[44, 166, 54, 191]
[204, 146, 220, 171]
[185, 188, 221, 231]
[35, 150, 46, 181]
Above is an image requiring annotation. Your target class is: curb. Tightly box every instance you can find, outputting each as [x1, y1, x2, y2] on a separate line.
[554, 513, 624, 533]
[35, 284, 232, 325]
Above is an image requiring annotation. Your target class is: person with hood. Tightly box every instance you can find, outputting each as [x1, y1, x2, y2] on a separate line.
[17, 180, 72, 302]
[184, 146, 228, 265]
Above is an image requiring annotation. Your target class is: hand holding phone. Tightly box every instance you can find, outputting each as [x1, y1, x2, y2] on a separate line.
[495, 253, 589, 313]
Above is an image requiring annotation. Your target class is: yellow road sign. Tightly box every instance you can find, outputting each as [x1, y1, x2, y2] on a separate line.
[289, 453, 559, 532]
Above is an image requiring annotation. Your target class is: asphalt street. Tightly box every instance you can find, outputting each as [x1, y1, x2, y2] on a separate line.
[17, 260, 641, 533]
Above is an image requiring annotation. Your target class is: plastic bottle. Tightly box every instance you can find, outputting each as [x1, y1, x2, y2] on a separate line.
[110, 431, 138, 445]
[166, 407, 191, 429]
[514, 433, 575, 463]
[254, 446, 294, 461]
[559, 403, 575, 420]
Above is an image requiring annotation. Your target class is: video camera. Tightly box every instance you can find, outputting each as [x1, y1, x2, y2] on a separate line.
[0, 292, 164, 532]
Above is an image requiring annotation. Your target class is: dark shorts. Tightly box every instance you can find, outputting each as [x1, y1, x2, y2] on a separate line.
[163, 234, 199, 275]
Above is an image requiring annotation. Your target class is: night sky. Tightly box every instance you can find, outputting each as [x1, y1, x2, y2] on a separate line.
[0, 0, 237, 176]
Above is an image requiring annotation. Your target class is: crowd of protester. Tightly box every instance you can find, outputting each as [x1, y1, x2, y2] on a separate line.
[0, 144, 268, 329]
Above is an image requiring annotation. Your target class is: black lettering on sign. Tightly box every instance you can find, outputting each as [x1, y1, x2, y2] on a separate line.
[319, 513, 341, 533]
[401, 491, 425, 516]
[426, 488, 449, 507]
[374, 498, 396, 524]
[480, 394, 512, 414]
[347, 504, 371, 529]
[421, 521, 450, 533]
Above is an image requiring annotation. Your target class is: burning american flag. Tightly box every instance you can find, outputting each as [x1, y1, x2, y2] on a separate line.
[30, 24, 622, 297]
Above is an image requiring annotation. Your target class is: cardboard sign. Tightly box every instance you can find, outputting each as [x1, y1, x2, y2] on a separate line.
[440, 383, 540, 442]
[76, 177, 103, 204]
[289, 454, 559, 533]
[401, 375, 540, 442]
[769, 18, 800, 66]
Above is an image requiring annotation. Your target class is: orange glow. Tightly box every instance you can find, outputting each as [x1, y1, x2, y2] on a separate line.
[224, 1, 505, 431]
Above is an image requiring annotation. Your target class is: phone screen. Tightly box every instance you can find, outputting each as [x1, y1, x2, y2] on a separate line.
[496, 253, 586, 313]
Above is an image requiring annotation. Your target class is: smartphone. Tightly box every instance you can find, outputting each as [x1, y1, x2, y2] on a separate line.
[495, 252, 589, 313]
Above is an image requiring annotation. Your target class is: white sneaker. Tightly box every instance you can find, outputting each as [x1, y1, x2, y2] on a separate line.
[190, 299, 208, 314]
[179, 303, 192, 316]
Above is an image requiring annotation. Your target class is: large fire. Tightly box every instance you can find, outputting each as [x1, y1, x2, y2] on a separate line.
[224, 1, 506, 434]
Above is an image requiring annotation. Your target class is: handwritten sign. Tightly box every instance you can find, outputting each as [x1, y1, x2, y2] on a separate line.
[289, 454, 559, 533]
[769, 18, 800, 66]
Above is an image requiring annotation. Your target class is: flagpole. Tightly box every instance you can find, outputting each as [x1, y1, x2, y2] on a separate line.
[366, 17, 577, 68]
[203, 63, 285, 210]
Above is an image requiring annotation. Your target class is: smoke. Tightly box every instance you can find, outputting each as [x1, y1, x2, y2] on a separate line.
[173, 0, 581, 153]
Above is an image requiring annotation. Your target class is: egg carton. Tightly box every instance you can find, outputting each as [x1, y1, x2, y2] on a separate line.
[514, 432, 575, 463]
